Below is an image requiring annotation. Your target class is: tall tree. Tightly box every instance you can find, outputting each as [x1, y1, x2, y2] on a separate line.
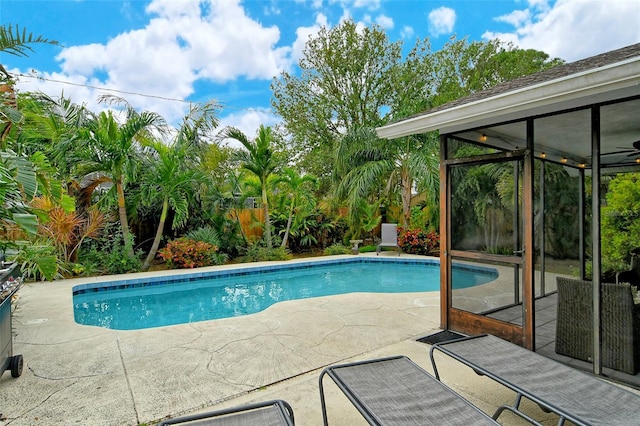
[222, 125, 279, 248]
[271, 19, 432, 183]
[0, 25, 63, 237]
[139, 101, 220, 271]
[16, 93, 91, 195]
[335, 127, 439, 228]
[139, 139, 197, 271]
[430, 37, 564, 107]
[1, 24, 59, 146]
[273, 167, 317, 248]
[601, 173, 640, 275]
[79, 95, 166, 257]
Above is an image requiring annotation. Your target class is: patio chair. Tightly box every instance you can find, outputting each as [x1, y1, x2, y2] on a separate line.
[616, 253, 640, 287]
[430, 334, 640, 425]
[555, 276, 640, 374]
[319, 355, 501, 425]
[376, 223, 400, 256]
[158, 399, 295, 425]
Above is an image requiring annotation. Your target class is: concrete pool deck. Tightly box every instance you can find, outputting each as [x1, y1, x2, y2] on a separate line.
[1, 254, 560, 425]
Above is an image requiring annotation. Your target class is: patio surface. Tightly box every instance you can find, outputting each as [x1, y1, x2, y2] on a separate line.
[0, 254, 609, 425]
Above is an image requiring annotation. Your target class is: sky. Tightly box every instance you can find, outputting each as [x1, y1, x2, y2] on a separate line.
[1, 0, 639, 145]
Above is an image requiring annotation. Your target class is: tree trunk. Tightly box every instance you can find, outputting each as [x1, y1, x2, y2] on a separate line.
[142, 197, 168, 271]
[262, 184, 272, 248]
[116, 178, 135, 258]
[401, 170, 412, 227]
[281, 201, 295, 248]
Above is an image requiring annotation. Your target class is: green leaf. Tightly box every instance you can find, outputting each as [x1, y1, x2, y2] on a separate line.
[12, 213, 38, 235]
[32, 255, 58, 281]
[59, 193, 76, 213]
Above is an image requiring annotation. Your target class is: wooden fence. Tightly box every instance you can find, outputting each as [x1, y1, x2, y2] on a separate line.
[232, 208, 265, 240]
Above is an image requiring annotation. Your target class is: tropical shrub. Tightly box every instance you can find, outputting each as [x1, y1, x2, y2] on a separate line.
[11, 240, 65, 281]
[241, 243, 291, 262]
[32, 198, 106, 263]
[271, 208, 346, 252]
[84, 242, 143, 275]
[359, 244, 377, 253]
[323, 243, 350, 255]
[397, 227, 440, 256]
[185, 226, 229, 265]
[158, 237, 225, 268]
[202, 213, 245, 259]
[186, 226, 221, 247]
[80, 222, 142, 274]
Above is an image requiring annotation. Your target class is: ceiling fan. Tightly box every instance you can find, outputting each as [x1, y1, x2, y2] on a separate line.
[601, 139, 640, 158]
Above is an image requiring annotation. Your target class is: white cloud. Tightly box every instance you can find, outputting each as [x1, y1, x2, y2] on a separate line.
[45, 0, 292, 126]
[218, 108, 280, 148]
[494, 9, 531, 27]
[298, 0, 323, 9]
[291, 13, 329, 63]
[483, 0, 640, 61]
[12, 68, 192, 128]
[400, 25, 414, 39]
[375, 14, 394, 29]
[12, 70, 100, 113]
[353, 0, 380, 9]
[428, 7, 456, 37]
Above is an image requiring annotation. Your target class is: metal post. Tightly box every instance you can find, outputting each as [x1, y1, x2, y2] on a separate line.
[539, 160, 546, 295]
[439, 133, 450, 330]
[579, 169, 586, 281]
[523, 119, 536, 350]
[591, 106, 602, 376]
[514, 160, 521, 305]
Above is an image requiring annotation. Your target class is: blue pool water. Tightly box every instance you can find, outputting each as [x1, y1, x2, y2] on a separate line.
[72, 258, 497, 330]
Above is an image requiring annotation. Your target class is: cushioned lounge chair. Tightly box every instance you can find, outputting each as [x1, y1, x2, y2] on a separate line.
[319, 355, 500, 425]
[430, 334, 640, 425]
[158, 400, 295, 425]
[555, 276, 640, 374]
[376, 223, 400, 256]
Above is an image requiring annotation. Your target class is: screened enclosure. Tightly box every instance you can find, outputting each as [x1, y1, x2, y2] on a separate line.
[377, 44, 640, 386]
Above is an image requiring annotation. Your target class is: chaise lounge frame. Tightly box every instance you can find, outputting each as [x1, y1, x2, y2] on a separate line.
[158, 399, 295, 425]
[430, 334, 639, 426]
[319, 355, 504, 425]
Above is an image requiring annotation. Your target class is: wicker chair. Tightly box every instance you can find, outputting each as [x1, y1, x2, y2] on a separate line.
[555, 277, 640, 375]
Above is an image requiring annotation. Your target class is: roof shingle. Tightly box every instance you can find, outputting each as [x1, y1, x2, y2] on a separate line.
[412, 42, 640, 118]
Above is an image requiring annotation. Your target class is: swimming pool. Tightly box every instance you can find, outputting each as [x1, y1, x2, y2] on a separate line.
[72, 258, 497, 330]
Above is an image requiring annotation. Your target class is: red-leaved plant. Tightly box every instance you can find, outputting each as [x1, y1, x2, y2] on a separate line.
[397, 227, 440, 256]
[158, 238, 220, 269]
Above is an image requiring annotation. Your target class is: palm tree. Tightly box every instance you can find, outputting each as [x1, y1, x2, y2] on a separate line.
[273, 167, 317, 248]
[80, 96, 166, 257]
[335, 126, 439, 228]
[139, 138, 198, 270]
[1, 24, 59, 146]
[139, 101, 220, 271]
[0, 25, 59, 237]
[222, 125, 279, 248]
[17, 93, 91, 195]
[0, 24, 58, 58]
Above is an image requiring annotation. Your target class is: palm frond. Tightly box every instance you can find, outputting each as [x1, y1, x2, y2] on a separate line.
[0, 24, 59, 57]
